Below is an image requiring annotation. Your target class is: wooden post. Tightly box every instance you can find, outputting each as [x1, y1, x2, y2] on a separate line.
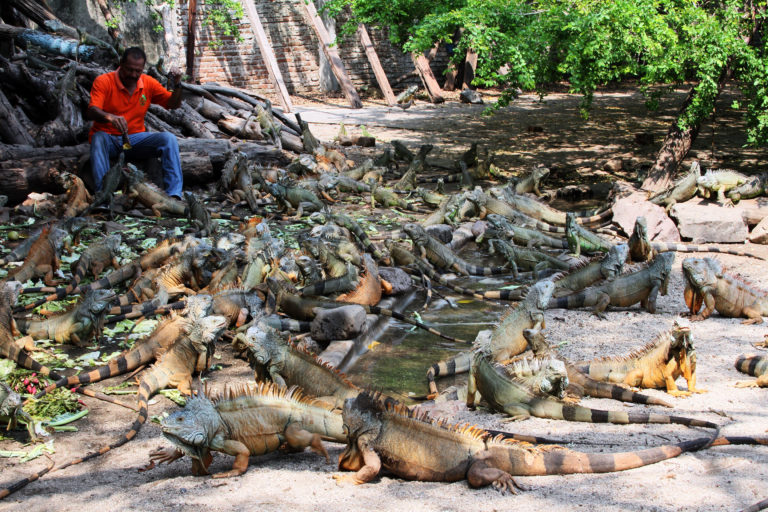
[462, 48, 478, 90]
[357, 24, 396, 106]
[241, 0, 294, 112]
[186, 0, 197, 81]
[301, 0, 363, 109]
[411, 53, 444, 103]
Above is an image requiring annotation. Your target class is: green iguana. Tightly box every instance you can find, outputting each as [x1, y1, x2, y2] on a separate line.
[576, 318, 706, 397]
[184, 192, 215, 237]
[85, 152, 124, 217]
[512, 165, 549, 196]
[682, 257, 768, 323]
[548, 252, 674, 318]
[335, 390, 718, 490]
[484, 213, 567, 249]
[309, 211, 389, 264]
[734, 354, 768, 388]
[0, 380, 36, 441]
[125, 166, 186, 217]
[566, 212, 613, 256]
[488, 238, 571, 278]
[728, 172, 767, 203]
[648, 161, 700, 211]
[697, 168, 748, 206]
[145, 382, 345, 477]
[550, 244, 629, 297]
[3, 226, 65, 287]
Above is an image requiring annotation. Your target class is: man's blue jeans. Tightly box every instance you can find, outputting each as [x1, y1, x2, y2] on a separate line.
[90, 131, 183, 197]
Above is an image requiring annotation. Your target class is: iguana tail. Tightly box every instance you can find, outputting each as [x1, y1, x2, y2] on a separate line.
[651, 242, 766, 261]
[261, 315, 311, 332]
[735, 354, 768, 378]
[0, 342, 62, 380]
[18, 258, 90, 311]
[361, 305, 469, 344]
[529, 399, 717, 428]
[575, 208, 612, 226]
[547, 292, 590, 310]
[426, 352, 473, 396]
[579, 378, 673, 407]
[0, 454, 54, 500]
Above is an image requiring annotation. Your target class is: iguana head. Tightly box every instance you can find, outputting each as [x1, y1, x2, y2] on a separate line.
[55, 171, 76, 190]
[342, 393, 384, 445]
[104, 233, 122, 254]
[238, 322, 287, 375]
[522, 328, 551, 355]
[184, 315, 227, 365]
[403, 223, 428, 245]
[123, 164, 145, 186]
[505, 357, 569, 399]
[632, 216, 649, 242]
[532, 165, 550, 182]
[160, 390, 220, 460]
[601, 244, 629, 280]
[669, 317, 693, 352]
[525, 280, 556, 310]
[565, 212, 577, 230]
[184, 294, 214, 319]
[682, 257, 721, 291]
[85, 289, 117, 314]
[0, 381, 23, 417]
[308, 211, 328, 225]
[1, 281, 23, 308]
[651, 252, 675, 295]
[48, 227, 70, 253]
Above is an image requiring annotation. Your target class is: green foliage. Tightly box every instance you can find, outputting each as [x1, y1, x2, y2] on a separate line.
[326, 0, 768, 144]
[201, 0, 245, 48]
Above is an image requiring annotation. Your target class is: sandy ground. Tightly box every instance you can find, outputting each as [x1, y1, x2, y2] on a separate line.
[2, 87, 768, 512]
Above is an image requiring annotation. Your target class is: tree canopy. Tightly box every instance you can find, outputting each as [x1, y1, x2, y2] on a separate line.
[325, 0, 768, 146]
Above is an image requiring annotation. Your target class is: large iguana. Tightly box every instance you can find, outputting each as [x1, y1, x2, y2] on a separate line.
[550, 244, 629, 297]
[85, 152, 124, 217]
[512, 165, 549, 196]
[145, 382, 345, 477]
[56, 171, 91, 219]
[548, 252, 674, 318]
[125, 166, 186, 217]
[628, 216, 764, 262]
[3, 226, 65, 287]
[370, 182, 429, 213]
[309, 211, 389, 264]
[682, 257, 768, 323]
[576, 318, 706, 397]
[425, 281, 554, 397]
[697, 168, 749, 206]
[233, 321, 359, 408]
[335, 390, 718, 490]
[466, 348, 715, 427]
[727, 172, 767, 203]
[734, 354, 768, 387]
[14, 289, 115, 346]
[566, 212, 612, 256]
[522, 328, 673, 407]
[488, 238, 571, 277]
[485, 213, 567, 249]
[648, 161, 700, 211]
[219, 152, 261, 212]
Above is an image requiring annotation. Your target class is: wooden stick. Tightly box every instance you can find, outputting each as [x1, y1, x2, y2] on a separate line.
[301, 0, 363, 109]
[462, 48, 478, 90]
[411, 53, 445, 103]
[357, 24, 396, 106]
[186, 0, 197, 81]
[241, 0, 294, 112]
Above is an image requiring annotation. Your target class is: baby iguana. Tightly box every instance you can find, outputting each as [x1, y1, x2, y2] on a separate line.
[697, 168, 748, 206]
[682, 257, 768, 323]
[548, 252, 674, 318]
[734, 354, 768, 388]
[335, 391, 718, 490]
[232, 321, 359, 409]
[425, 280, 555, 397]
[576, 318, 706, 397]
[628, 216, 764, 262]
[145, 382, 345, 478]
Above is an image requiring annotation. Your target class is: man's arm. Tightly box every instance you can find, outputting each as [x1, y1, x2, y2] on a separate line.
[166, 68, 183, 110]
[86, 106, 128, 134]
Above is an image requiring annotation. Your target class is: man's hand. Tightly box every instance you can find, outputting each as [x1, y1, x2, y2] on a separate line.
[167, 67, 182, 89]
[106, 113, 129, 135]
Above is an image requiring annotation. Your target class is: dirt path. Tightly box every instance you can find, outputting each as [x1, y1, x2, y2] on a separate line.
[2, 89, 768, 512]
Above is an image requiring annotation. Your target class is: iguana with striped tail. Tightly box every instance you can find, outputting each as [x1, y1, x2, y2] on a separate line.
[734, 354, 768, 387]
[0, 314, 226, 498]
[309, 210, 389, 264]
[488, 238, 572, 277]
[462, 189, 566, 234]
[14, 289, 115, 346]
[522, 328, 673, 407]
[334, 390, 718, 490]
[424, 280, 555, 397]
[488, 188, 611, 227]
[629, 216, 764, 262]
[370, 181, 430, 214]
[233, 321, 359, 409]
[3, 226, 66, 287]
[727, 172, 767, 203]
[144, 382, 346, 478]
[575, 318, 705, 397]
[566, 212, 613, 256]
[682, 257, 768, 323]
[403, 223, 509, 277]
[466, 348, 716, 427]
[550, 244, 629, 297]
[548, 252, 674, 318]
[484, 213, 568, 249]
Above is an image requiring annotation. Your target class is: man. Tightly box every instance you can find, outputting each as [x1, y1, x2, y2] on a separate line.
[87, 47, 184, 199]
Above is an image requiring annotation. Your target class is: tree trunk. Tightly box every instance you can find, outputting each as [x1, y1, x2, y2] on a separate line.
[0, 156, 77, 203]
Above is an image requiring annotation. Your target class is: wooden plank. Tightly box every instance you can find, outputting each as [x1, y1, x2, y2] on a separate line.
[241, 0, 294, 112]
[462, 48, 478, 90]
[443, 61, 458, 91]
[411, 53, 445, 104]
[357, 24, 396, 106]
[185, 0, 197, 81]
[301, 0, 363, 109]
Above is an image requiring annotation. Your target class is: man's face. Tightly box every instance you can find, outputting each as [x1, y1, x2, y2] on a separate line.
[118, 55, 145, 88]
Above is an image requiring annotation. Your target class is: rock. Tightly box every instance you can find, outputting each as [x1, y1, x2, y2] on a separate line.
[425, 224, 453, 244]
[749, 216, 768, 244]
[378, 267, 412, 295]
[318, 340, 354, 368]
[310, 305, 367, 342]
[471, 220, 488, 238]
[734, 197, 768, 226]
[459, 89, 483, 104]
[670, 198, 748, 243]
[612, 192, 681, 241]
[603, 158, 623, 173]
[449, 222, 475, 251]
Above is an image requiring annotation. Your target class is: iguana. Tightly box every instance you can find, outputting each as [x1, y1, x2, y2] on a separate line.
[550, 244, 629, 297]
[335, 390, 718, 489]
[184, 192, 215, 237]
[548, 252, 674, 318]
[463, 190, 564, 234]
[403, 223, 509, 276]
[488, 238, 571, 277]
[144, 382, 345, 478]
[522, 328, 673, 407]
[648, 161, 701, 211]
[566, 212, 613, 256]
[628, 216, 764, 262]
[484, 213, 568, 249]
[499, 190, 611, 227]
[336, 254, 384, 306]
[575, 318, 706, 397]
[85, 152, 124, 217]
[233, 321, 359, 408]
[56, 171, 91, 219]
[256, 174, 325, 217]
[697, 168, 749, 206]
[425, 281, 554, 397]
[3, 226, 65, 287]
[395, 145, 432, 191]
[219, 152, 261, 212]
[124, 166, 186, 217]
[309, 211, 389, 264]
[512, 165, 549, 196]
[467, 348, 715, 427]
[370, 182, 429, 213]
[682, 257, 768, 323]
[734, 354, 768, 387]
[728, 172, 767, 203]
[15, 289, 115, 346]
[0, 380, 36, 441]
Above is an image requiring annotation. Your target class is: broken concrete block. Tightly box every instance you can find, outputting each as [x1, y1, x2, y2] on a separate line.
[670, 201, 748, 243]
[612, 192, 681, 242]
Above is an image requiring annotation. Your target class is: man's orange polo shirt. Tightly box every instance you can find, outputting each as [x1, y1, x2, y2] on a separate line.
[88, 69, 172, 141]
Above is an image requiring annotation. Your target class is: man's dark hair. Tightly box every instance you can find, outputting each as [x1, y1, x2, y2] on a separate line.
[121, 47, 147, 64]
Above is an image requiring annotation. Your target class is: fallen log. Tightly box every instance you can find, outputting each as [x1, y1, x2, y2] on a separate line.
[0, 88, 35, 145]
